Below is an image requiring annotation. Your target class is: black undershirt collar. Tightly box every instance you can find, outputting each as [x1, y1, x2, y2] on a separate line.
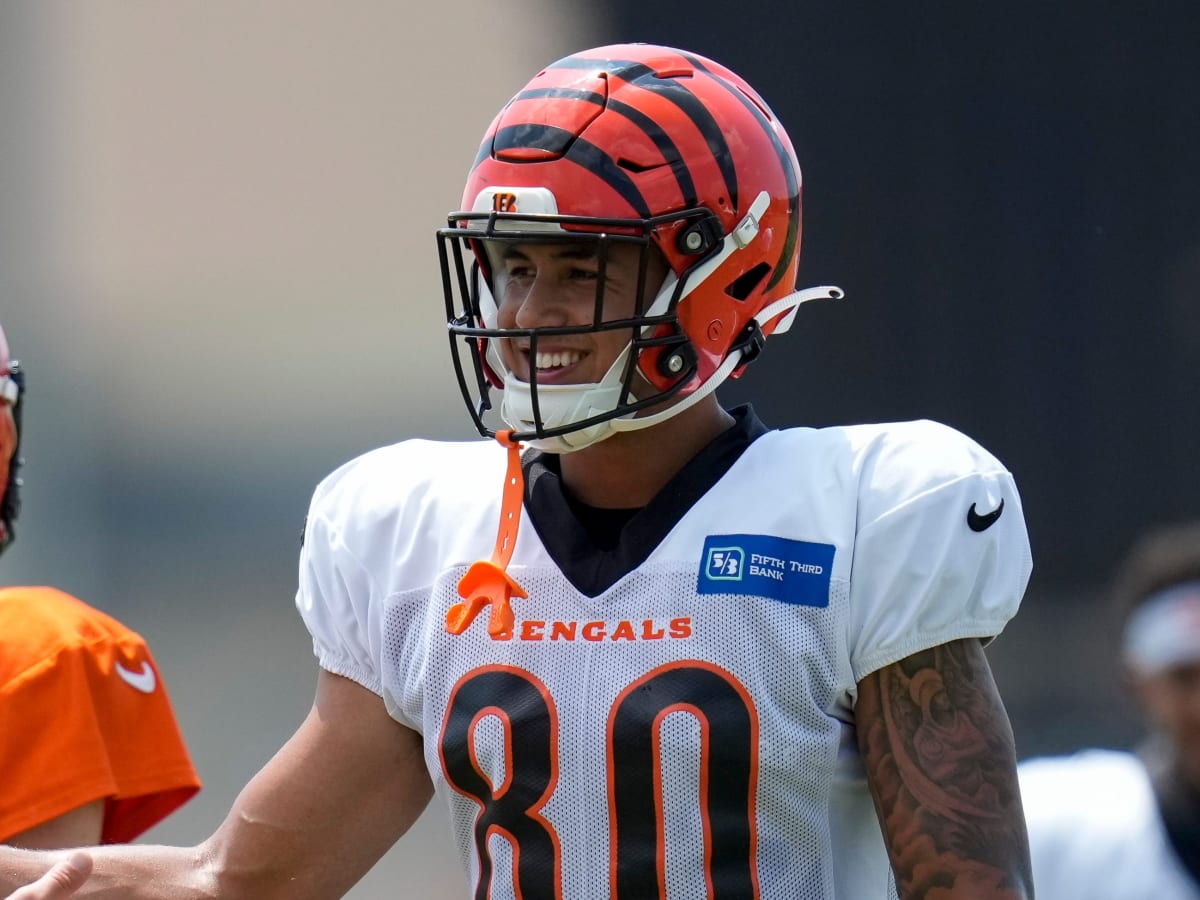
[522, 405, 769, 597]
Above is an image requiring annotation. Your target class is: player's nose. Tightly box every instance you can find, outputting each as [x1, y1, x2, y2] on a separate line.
[512, 276, 571, 329]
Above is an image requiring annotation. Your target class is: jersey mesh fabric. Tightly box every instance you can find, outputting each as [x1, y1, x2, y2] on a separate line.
[0, 587, 200, 843]
[299, 420, 1031, 899]
[392, 564, 852, 898]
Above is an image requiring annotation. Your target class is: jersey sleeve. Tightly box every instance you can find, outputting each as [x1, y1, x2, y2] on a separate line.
[0, 588, 201, 844]
[294, 466, 386, 696]
[845, 421, 1032, 681]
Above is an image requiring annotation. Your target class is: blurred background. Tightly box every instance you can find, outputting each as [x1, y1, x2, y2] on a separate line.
[2, 2, 1197, 896]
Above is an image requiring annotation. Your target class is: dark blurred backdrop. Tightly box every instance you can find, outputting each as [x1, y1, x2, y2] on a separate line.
[596, 0, 1200, 755]
[603, 0, 1200, 583]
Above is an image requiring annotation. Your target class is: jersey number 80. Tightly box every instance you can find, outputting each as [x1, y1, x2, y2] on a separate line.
[439, 661, 760, 899]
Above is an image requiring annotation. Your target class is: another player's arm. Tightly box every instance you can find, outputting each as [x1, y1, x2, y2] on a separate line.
[0, 670, 434, 900]
[4, 852, 93, 900]
[856, 637, 1034, 900]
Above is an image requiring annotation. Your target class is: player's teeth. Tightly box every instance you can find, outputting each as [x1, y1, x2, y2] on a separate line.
[535, 351, 582, 370]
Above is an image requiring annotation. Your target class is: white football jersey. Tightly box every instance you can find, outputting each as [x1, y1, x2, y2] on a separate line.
[297, 409, 1031, 899]
[1020, 750, 1200, 900]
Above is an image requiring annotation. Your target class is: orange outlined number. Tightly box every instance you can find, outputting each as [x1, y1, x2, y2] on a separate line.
[440, 662, 759, 899]
[440, 667, 561, 899]
[609, 663, 760, 897]
[492, 192, 518, 213]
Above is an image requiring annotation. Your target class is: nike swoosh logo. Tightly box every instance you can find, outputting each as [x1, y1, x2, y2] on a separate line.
[967, 498, 1005, 532]
[115, 660, 157, 694]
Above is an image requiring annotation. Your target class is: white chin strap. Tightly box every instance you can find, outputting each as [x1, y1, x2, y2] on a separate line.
[502, 284, 844, 453]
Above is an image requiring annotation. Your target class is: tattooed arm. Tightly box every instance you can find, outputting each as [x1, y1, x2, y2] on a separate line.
[856, 637, 1034, 899]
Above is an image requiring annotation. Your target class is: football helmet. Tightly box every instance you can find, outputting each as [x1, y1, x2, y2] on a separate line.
[439, 43, 841, 452]
[0, 321, 25, 555]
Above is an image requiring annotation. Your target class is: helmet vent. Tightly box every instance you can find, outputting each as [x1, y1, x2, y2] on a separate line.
[617, 157, 668, 174]
[725, 262, 771, 301]
[652, 65, 694, 79]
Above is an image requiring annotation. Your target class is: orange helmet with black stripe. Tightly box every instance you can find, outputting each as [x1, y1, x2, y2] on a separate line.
[0, 321, 25, 555]
[439, 43, 841, 452]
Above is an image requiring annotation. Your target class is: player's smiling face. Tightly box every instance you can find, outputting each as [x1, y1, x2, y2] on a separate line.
[493, 240, 667, 386]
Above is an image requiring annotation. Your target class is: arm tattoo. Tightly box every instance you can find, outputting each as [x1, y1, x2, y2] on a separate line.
[856, 638, 1034, 899]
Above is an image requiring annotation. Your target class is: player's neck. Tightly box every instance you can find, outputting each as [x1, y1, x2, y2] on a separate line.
[557, 398, 735, 509]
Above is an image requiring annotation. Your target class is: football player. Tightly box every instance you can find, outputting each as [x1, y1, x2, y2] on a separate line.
[0, 44, 1034, 899]
[0, 321, 200, 850]
[1019, 521, 1200, 898]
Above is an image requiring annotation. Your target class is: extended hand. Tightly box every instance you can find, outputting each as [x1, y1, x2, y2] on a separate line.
[5, 853, 93, 900]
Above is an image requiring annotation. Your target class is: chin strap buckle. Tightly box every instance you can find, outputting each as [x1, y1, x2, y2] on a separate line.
[730, 321, 767, 368]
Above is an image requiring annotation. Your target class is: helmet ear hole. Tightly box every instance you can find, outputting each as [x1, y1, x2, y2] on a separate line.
[725, 262, 771, 301]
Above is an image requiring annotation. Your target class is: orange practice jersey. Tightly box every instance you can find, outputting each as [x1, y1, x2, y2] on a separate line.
[0, 586, 200, 843]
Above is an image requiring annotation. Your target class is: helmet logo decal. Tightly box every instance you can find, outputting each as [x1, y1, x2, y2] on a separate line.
[492, 192, 518, 213]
